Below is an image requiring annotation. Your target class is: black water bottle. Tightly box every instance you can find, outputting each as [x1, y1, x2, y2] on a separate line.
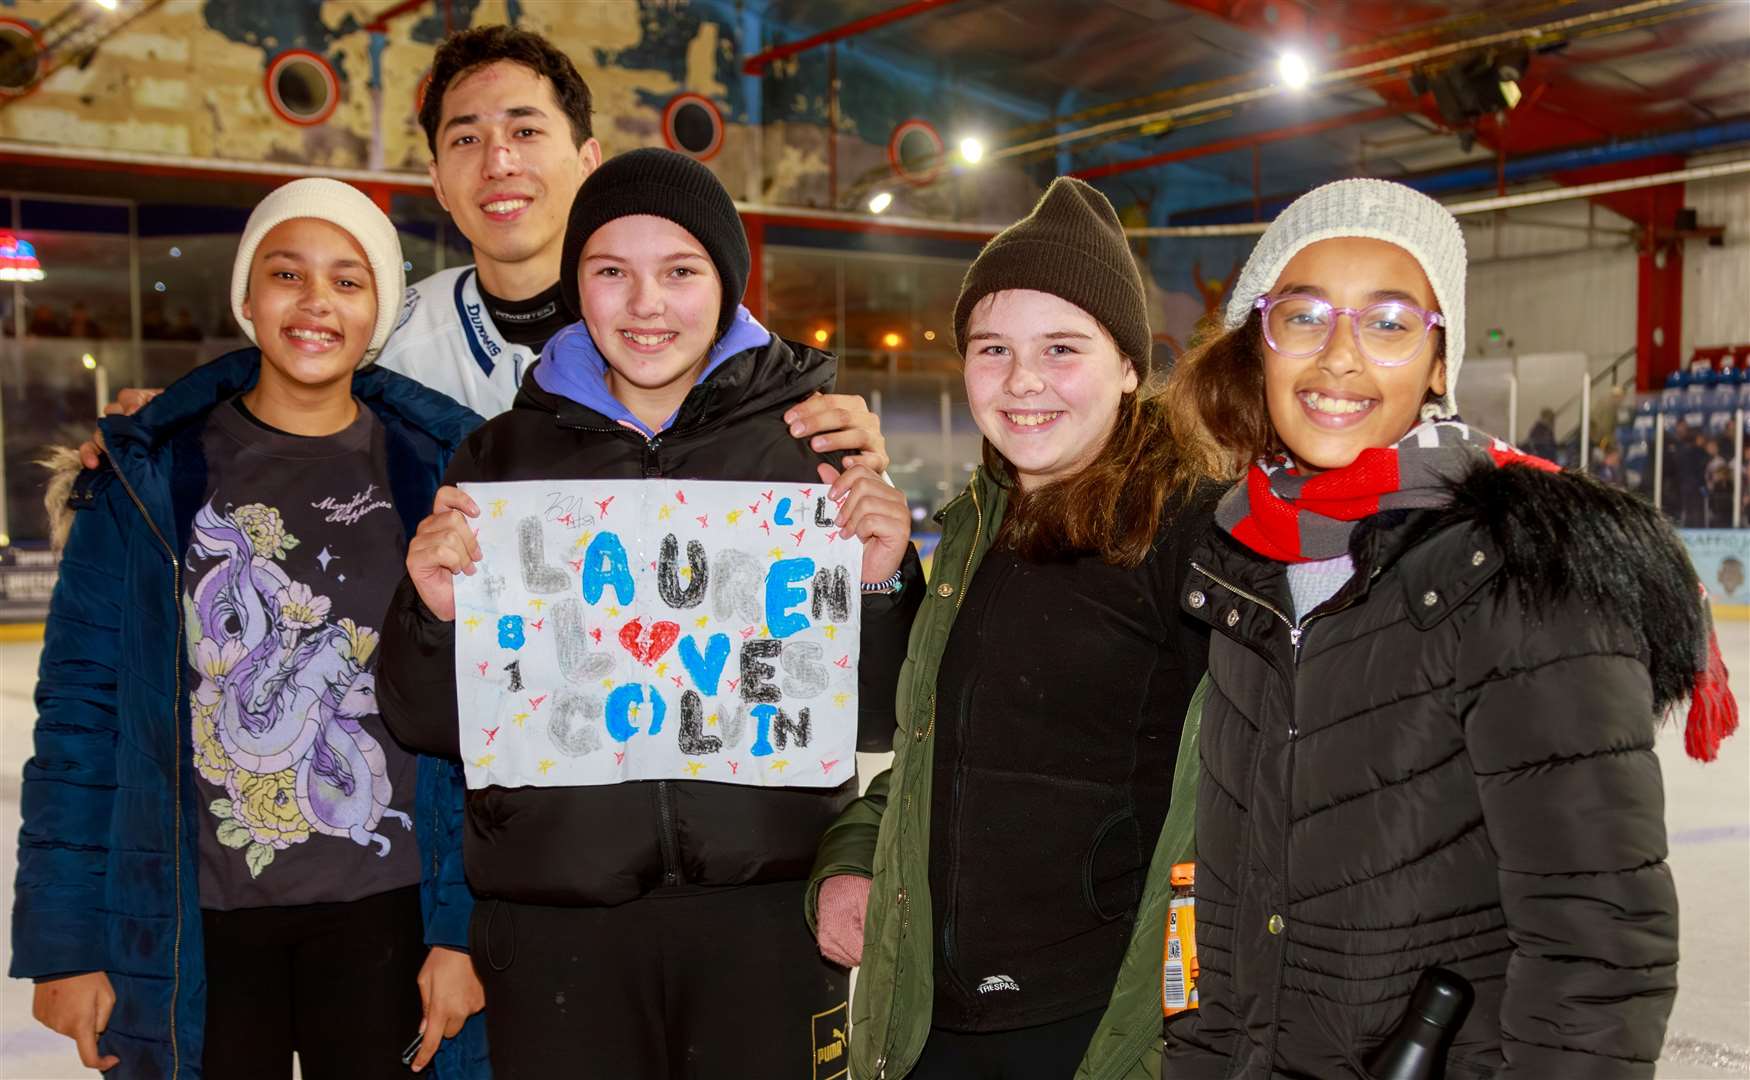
[1363, 968, 1474, 1080]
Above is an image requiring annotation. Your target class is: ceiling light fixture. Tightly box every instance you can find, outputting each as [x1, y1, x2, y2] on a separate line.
[1277, 51, 1312, 90]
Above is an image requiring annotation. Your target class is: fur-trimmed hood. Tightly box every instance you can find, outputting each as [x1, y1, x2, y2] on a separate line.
[1422, 461, 1713, 717]
[41, 445, 84, 552]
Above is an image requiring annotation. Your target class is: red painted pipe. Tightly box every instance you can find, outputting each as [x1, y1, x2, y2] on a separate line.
[745, 217, 765, 320]
[742, 0, 969, 76]
[1070, 105, 1398, 182]
[365, 0, 429, 33]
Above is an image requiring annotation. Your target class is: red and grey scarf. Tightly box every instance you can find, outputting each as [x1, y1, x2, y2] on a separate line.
[1214, 420, 1557, 564]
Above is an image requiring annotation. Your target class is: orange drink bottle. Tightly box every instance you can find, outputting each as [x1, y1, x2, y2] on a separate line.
[1163, 861, 1199, 1017]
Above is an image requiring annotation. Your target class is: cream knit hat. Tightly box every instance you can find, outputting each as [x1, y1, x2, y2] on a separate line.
[1224, 179, 1467, 419]
[229, 178, 405, 367]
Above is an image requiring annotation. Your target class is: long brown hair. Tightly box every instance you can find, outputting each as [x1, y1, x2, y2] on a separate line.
[1162, 311, 1275, 474]
[991, 366, 1220, 569]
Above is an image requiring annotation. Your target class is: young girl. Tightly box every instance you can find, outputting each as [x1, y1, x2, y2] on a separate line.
[377, 147, 922, 1079]
[1158, 178, 1734, 1078]
[14, 179, 487, 1079]
[808, 177, 1221, 1080]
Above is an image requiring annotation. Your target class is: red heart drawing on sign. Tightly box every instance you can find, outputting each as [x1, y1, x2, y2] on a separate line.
[619, 618, 681, 666]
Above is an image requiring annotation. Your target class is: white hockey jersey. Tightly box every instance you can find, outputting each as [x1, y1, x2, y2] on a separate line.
[374, 266, 538, 418]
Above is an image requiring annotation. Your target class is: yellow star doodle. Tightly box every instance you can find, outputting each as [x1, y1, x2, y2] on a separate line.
[473, 753, 496, 769]
[537, 759, 556, 776]
[601, 678, 614, 688]
[823, 625, 837, 640]
[768, 547, 784, 559]
[489, 499, 507, 518]
[683, 761, 705, 777]
[726, 509, 743, 525]
[707, 713, 719, 726]
[695, 616, 710, 628]
[527, 598, 547, 612]
[658, 505, 673, 520]
[512, 712, 530, 728]
[656, 662, 668, 677]
[572, 530, 593, 549]
[833, 693, 849, 707]
[606, 606, 619, 617]
[462, 616, 481, 631]
[770, 759, 790, 773]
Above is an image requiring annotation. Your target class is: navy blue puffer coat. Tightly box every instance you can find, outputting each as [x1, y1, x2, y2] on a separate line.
[10, 349, 489, 1079]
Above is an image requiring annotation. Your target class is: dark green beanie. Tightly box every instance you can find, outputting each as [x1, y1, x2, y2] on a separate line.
[953, 177, 1151, 375]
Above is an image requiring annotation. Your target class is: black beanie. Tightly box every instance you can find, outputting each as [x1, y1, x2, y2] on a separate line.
[560, 147, 750, 342]
[953, 177, 1152, 378]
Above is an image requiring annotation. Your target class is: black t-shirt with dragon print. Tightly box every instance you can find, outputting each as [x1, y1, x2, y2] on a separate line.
[182, 397, 419, 910]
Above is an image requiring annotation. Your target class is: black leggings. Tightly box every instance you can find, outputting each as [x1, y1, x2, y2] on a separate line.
[472, 880, 849, 1080]
[200, 885, 425, 1080]
[908, 1007, 1107, 1080]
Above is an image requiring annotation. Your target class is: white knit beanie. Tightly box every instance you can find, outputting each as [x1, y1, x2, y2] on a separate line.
[230, 178, 405, 367]
[1224, 178, 1467, 419]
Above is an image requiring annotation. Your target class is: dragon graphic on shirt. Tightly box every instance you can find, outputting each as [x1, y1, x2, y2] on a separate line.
[184, 500, 408, 878]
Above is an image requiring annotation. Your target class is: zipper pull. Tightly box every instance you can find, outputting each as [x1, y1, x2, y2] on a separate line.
[1289, 626, 1302, 650]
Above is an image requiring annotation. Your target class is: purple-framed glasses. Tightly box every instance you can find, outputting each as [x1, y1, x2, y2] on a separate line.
[1254, 293, 1445, 368]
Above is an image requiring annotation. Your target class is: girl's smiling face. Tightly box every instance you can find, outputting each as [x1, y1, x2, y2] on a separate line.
[1261, 237, 1448, 472]
[242, 217, 377, 390]
[962, 289, 1137, 490]
[577, 214, 721, 407]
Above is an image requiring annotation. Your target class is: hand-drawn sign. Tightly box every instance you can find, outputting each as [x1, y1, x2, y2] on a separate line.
[455, 479, 861, 790]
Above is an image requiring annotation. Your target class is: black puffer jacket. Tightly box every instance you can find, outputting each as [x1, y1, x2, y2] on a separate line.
[379, 336, 922, 907]
[1163, 464, 1702, 1079]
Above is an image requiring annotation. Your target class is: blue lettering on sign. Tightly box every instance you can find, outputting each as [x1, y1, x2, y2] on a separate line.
[496, 615, 525, 650]
[764, 558, 816, 639]
[773, 497, 794, 526]
[465, 302, 503, 357]
[606, 684, 667, 742]
[606, 684, 643, 743]
[750, 702, 778, 757]
[582, 532, 635, 606]
[677, 633, 732, 695]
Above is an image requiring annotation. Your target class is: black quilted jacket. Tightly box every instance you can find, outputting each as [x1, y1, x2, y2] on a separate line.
[1161, 464, 1707, 1079]
[379, 339, 923, 908]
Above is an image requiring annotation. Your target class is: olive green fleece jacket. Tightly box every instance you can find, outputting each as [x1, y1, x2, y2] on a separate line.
[804, 465, 1205, 1080]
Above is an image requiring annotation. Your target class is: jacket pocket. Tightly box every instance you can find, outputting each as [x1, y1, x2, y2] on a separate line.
[1083, 808, 1143, 921]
